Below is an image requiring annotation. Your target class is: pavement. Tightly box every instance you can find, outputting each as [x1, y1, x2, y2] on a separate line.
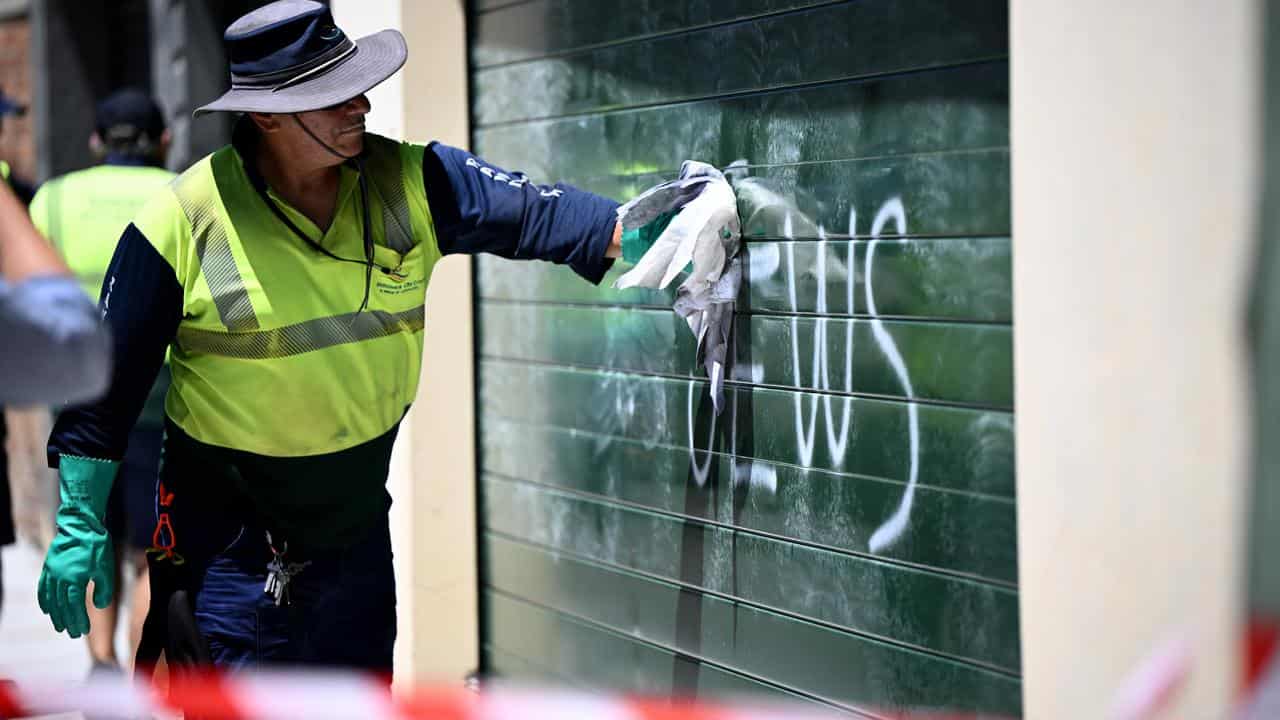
[0, 541, 131, 719]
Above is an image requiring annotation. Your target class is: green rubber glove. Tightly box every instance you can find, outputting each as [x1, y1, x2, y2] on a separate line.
[621, 209, 679, 265]
[38, 456, 118, 638]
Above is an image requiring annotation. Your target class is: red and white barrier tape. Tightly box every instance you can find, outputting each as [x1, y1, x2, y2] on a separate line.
[7, 617, 1280, 719]
[0, 671, 1000, 720]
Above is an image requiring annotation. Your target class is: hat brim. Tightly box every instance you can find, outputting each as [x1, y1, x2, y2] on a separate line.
[194, 29, 406, 117]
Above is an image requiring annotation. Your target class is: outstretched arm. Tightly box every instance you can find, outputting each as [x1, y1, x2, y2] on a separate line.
[422, 143, 621, 283]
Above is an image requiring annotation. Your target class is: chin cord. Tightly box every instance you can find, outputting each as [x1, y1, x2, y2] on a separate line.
[291, 113, 375, 313]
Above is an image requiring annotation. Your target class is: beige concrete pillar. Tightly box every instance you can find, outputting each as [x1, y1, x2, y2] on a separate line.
[331, 0, 477, 687]
[1011, 1, 1260, 717]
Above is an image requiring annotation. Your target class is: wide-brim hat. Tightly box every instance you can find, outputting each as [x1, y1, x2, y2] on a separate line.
[195, 0, 406, 117]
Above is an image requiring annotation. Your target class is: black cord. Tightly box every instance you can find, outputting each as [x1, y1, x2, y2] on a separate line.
[246, 114, 387, 313]
[354, 159, 374, 313]
[291, 113, 357, 162]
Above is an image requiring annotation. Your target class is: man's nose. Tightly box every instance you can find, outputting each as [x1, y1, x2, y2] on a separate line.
[346, 94, 371, 115]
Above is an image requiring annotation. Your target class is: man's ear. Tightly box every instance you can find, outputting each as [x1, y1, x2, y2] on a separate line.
[155, 128, 173, 163]
[249, 112, 281, 133]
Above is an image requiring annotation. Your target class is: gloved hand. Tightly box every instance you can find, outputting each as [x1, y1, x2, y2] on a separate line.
[37, 456, 118, 638]
[614, 160, 742, 414]
[614, 161, 739, 291]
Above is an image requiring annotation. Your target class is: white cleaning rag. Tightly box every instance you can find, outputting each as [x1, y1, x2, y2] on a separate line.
[615, 161, 742, 413]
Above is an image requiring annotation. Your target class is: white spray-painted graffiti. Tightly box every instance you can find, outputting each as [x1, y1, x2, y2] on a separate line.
[864, 198, 920, 554]
[686, 186, 920, 553]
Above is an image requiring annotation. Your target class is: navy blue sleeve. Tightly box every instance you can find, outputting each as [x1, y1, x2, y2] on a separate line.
[421, 142, 619, 284]
[47, 223, 182, 466]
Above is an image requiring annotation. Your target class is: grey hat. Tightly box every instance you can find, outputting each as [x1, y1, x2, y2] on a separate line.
[195, 0, 406, 117]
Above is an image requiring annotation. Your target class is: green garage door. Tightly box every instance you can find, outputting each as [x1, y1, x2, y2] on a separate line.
[470, 1, 1017, 716]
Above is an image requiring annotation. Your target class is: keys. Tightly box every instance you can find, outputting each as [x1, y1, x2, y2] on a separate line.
[263, 532, 311, 607]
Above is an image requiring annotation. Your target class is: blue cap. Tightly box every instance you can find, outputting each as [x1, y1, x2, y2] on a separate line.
[0, 88, 26, 118]
[96, 88, 165, 140]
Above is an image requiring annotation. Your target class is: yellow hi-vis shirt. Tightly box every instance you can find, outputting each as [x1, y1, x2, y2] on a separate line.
[31, 163, 177, 300]
[131, 133, 440, 457]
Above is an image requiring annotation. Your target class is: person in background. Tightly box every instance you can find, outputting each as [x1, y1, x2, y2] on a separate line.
[29, 88, 175, 673]
[0, 175, 112, 622]
[0, 86, 34, 627]
[0, 99, 16, 626]
[0, 88, 36, 204]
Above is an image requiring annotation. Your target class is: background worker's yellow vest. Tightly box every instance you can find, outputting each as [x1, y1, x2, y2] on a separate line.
[30, 164, 177, 299]
[132, 134, 441, 457]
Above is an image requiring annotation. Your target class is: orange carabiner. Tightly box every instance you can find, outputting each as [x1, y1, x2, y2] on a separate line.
[157, 482, 174, 508]
[151, 512, 175, 552]
[146, 512, 185, 565]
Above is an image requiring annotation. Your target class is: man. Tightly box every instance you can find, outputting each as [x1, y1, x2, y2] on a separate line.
[0, 175, 112, 620]
[37, 0, 664, 672]
[0, 87, 20, 626]
[29, 88, 175, 672]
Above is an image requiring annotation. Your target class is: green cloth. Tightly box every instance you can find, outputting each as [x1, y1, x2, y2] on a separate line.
[621, 210, 678, 265]
[37, 456, 118, 638]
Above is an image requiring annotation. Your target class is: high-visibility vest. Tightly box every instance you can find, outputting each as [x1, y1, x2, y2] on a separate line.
[31, 162, 177, 426]
[31, 163, 177, 300]
[132, 133, 441, 457]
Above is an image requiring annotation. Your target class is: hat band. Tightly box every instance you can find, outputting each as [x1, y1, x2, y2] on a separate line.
[229, 36, 356, 90]
[271, 43, 358, 93]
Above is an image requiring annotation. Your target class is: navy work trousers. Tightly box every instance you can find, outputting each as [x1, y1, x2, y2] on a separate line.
[148, 419, 400, 674]
[192, 514, 397, 672]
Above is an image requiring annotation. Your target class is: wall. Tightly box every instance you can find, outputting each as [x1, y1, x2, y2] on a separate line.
[26, 0, 266, 179]
[470, 1, 1016, 715]
[0, 7, 33, 182]
[1011, 1, 1258, 717]
[396, 0, 478, 684]
[29, 0, 154, 180]
[148, 0, 252, 173]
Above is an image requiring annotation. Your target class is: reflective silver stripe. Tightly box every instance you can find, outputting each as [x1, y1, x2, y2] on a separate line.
[177, 305, 424, 359]
[364, 139, 415, 253]
[173, 175, 260, 332]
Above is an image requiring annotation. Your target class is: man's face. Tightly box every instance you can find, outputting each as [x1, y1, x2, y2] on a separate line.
[292, 93, 370, 159]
